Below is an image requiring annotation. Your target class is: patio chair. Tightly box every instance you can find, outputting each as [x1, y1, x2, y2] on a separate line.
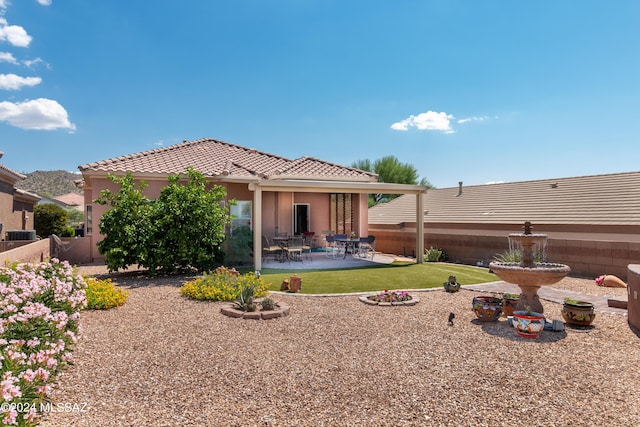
[262, 235, 281, 260]
[332, 234, 347, 259]
[286, 235, 304, 262]
[324, 234, 343, 258]
[357, 235, 376, 260]
[302, 232, 315, 260]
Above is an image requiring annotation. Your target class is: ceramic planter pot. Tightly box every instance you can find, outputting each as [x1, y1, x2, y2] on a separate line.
[561, 301, 596, 326]
[472, 296, 502, 322]
[513, 310, 545, 338]
[443, 275, 461, 293]
[502, 295, 520, 317]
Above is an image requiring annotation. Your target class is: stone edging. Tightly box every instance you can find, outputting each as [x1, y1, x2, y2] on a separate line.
[220, 302, 290, 320]
[358, 295, 420, 306]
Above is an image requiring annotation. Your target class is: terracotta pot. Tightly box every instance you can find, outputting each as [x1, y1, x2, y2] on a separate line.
[502, 296, 520, 317]
[288, 275, 302, 292]
[472, 296, 502, 322]
[597, 275, 626, 288]
[513, 310, 545, 338]
[562, 301, 596, 326]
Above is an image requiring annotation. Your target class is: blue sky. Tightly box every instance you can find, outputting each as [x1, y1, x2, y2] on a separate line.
[1, 1, 639, 188]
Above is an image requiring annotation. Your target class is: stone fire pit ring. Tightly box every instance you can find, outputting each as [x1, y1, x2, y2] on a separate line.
[221, 301, 290, 320]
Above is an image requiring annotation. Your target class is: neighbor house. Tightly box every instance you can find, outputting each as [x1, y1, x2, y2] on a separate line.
[77, 138, 427, 269]
[0, 153, 40, 249]
[369, 172, 640, 279]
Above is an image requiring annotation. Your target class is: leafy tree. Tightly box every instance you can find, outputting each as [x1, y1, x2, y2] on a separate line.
[34, 203, 69, 237]
[147, 168, 227, 273]
[95, 169, 230, 274]
[352, 155, 434, 206]
[95, 173, 153, 272]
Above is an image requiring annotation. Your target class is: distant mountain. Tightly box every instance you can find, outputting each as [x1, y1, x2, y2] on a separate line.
[16, 170, 82, 198]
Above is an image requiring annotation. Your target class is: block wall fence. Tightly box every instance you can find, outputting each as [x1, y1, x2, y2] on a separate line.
[371, 227, 639, 281]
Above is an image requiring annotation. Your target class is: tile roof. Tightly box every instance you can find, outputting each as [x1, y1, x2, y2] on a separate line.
[79, 138, 377, 181]
[55, 192, 84, 206]
[369, 171, 640, 226]
[0, 164, 26, 184]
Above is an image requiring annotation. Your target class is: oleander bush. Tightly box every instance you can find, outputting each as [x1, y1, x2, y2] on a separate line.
[84, 277, 129, 310]
[0, 259, 87, 427]
[180, 266, 268, 301]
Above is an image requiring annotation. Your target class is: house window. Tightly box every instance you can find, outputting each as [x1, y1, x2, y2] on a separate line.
[330, 194, 352, 234]
[230, 200, 252, 231]
[86, 205, 93, 235]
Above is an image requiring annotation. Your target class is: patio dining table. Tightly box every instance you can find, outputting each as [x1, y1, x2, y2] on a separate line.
[334, 237, 361, 259]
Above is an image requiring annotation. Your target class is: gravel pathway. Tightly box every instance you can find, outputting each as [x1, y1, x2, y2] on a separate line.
[39, 269, 640, 427]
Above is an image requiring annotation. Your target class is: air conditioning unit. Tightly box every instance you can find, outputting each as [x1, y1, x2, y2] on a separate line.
[6, 230, 37, 241]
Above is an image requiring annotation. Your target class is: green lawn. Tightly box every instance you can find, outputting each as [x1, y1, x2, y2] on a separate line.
[258, 262, 497, 294]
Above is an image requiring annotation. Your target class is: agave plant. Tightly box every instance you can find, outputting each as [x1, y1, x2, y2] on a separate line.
[233, 283, 257, 312]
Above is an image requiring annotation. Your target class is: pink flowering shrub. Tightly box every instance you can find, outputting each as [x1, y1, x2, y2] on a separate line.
[0, 259, 86, 426]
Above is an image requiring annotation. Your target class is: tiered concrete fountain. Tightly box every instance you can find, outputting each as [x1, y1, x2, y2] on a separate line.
[489, 221, 570, 314]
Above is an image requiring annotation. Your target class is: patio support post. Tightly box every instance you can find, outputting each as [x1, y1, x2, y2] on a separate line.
[252, 184, 263, 271]
[416, 191, 424, 264]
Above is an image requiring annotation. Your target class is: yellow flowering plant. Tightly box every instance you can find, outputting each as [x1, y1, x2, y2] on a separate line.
[181, 266, 269, 301]
[84, 277, 129, 310]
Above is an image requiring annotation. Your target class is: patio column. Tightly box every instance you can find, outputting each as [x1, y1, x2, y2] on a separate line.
[416, 191, 424, 264]
[252, 184, 263, 271]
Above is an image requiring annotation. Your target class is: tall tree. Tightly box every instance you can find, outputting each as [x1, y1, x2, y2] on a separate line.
[352, 156, 433, 206]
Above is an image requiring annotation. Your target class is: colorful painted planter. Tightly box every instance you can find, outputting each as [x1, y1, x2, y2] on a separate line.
[502, 294, 520, 317]
[513, 310, 545, 338]
[472, 296, 503, 322]
[561, 301, 596, 326]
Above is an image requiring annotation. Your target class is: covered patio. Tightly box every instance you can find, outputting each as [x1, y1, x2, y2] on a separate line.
[250, 179, 427, 271]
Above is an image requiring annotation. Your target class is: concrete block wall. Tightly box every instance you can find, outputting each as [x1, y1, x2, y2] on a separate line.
[0, 239, 50, 264]
[371, 227, 639, 281]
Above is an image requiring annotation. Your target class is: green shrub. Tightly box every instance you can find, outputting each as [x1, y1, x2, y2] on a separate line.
[34, 203, 69, 237]
[180, 266, 269, 301]
[85, 277, 129, 309]
[61, 225, 76, 237]
[424, 247, 447, 262]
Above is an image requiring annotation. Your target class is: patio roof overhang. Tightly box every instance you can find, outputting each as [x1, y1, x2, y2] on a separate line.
[249, 179, 427, 270]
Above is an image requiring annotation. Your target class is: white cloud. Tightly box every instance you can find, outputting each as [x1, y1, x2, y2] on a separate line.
[0, 18, 32, 47]
[0, 98, 76, 131]
[458, 116, 488, 124]
[0, 73, 41, 89]
[23, 57, 45, 67]
[390, 110, 454, 133]
[0, 51, 16, 63]
[37, 0, 52, 5]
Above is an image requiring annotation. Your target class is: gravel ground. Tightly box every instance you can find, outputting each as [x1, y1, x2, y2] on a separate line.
[39, 267, 640, 427]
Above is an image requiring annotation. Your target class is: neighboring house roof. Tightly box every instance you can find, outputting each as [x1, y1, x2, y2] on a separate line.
[14, 188, 40, 204]
[0, 164, 26, 185]
[369, 171, 640, 226]
[55, 192, 83, 207]
[79, 138, 378, 182]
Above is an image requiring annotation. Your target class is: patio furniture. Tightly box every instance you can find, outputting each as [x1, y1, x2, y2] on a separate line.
[286, 235, 304, 262]
[273, 235, 291, 262]
[324, 234, 343, 259]
[332, 234, 348, 259]
[334, 235, 360, 259]
[302, 232, 315, 260]
[357, 235, 376, 260]
[262, 236, 281, 260]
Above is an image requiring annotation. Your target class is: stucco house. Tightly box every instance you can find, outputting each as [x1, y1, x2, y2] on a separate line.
[369, 172, 640, 279]
[0, 153, 40, 245]
[77, 138, 427, 270]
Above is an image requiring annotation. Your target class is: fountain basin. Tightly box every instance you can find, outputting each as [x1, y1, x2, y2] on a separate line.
[489, 262, 571, 287]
